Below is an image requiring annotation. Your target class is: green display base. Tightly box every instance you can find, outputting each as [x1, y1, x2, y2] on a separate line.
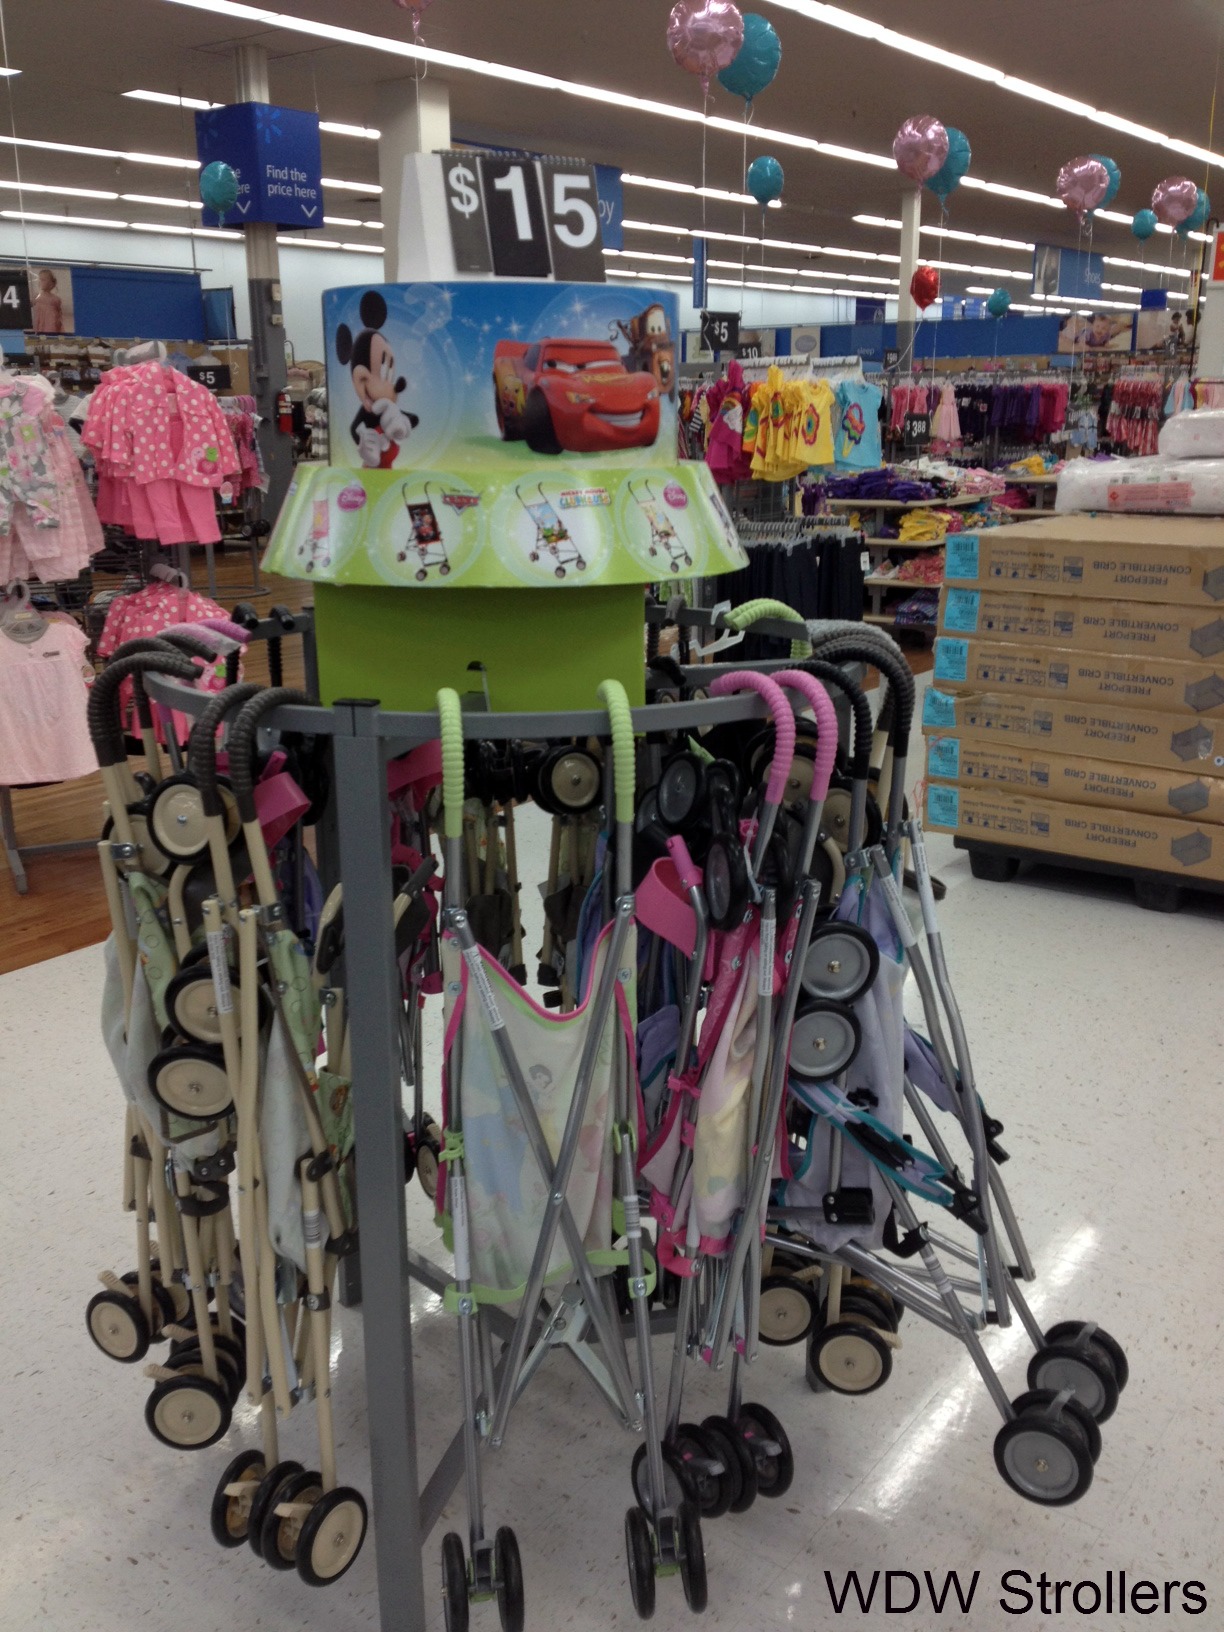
[313, 581, 647, 712]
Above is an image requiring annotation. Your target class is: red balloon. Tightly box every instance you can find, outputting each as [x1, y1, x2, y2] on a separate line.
[910, 265, 940, 311]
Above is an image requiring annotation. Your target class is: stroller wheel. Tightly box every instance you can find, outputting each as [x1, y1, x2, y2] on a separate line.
[145, 1372, 231, 1450]
[165, 965, 257, 1047]
[261, 1468, 322, 1570]
[539, 747, 602, 815]
[493, 1525, 525, 1632]
[415, 569, 428, 583]
[149, 1042, 233, 1121]
[835, 1285, 900, 1335]
[296, 1485, 368, 1586]
[575, 557, 586, 570]
[210, 1449, 266, 1548]
[758, 1275, 817, 1346]
[994, 1392, 1095, 1506]
[1044, 1322, 1129, 1394]
[809, 1320, 892, 1395]
[801, 924, 879, 1004]
[623, 1505, 656, 1620]
[1027, 1340, 1120, 1424]
[672, 1423, 731, 1520]
[442, 1531, 470, 1632]
[735, 1404, 794, 1500]
[86, 1288, 151, 1363]
[631, 1441, 693, 1517]
[247, 1460, 304, 1559]
[415, 1121, 444, 1201]
[677, 1499, 707, 1613]
[700, 1414, 757, 1513]
[163, 1343, 243, 1407]
[440, 563, 451, 576]
[1011, 1389, 1101, 1464]
[120, 1270, 177, 1338]
[555, 566, 566, 579]
[789, 1000, 862, 1079]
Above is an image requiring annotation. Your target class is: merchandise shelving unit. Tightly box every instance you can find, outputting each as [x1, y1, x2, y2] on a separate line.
[145, 621, 817, 1632]
[824, 495, 983, 635]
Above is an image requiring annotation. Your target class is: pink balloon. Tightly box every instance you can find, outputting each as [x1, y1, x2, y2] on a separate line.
[1056, 155, 1110, 223]
[667, 0, 744, 92]
[892, 116, 949, 186]
[1152, 174, 1199, 228]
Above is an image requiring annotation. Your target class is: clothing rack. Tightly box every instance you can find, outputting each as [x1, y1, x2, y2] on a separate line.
[0, 784, 94, 895]
[739, 353, 863, 384]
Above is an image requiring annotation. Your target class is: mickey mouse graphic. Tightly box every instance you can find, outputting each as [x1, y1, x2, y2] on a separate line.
[336, 290, 420, 468]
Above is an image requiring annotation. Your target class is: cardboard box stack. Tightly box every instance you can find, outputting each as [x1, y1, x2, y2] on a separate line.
[922, 513, 1224, 887]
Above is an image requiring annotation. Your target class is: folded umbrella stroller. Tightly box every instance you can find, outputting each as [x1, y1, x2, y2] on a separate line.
[433, 680, 707, 1629]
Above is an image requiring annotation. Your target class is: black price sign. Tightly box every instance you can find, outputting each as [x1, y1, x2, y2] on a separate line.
[884, 347, 900, 370]
[700, 311, 739, 354]
[187, 362, 232, 391]
[903, 411, 930, 446]
[0, 270, 32, 331]
[737, 340, 762, 361]
[539, 160, 603, 282]
[480, 157, 551, 279]
[443, 157, 493, 274]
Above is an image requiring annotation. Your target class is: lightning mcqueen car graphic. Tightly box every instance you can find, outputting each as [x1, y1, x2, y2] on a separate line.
[493, 337, 661, 454]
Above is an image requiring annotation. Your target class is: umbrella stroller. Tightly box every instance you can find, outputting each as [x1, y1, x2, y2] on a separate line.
[196, 685, 367, 1587]
[628, 478, 691, 573]
[89, 649, 244, 1449]
[515, 482, 586, 578]
[770, 633, 1129, 1506]
[298, 496, 332, 575]
[433, 680, 707, 1627]
[397, 481, 453, 581]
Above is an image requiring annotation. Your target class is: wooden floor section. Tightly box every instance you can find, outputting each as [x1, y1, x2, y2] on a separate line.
[1, 550, 310, 976]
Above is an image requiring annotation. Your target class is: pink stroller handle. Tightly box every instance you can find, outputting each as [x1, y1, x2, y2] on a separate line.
[666, 833, 700, 893]
[708, 670, 796, 810]
[773, 669, 839, 806]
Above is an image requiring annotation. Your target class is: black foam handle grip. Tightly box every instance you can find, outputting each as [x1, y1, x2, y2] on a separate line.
[812, 638, 915, 748]
[800, 660, 873, 782]
[187, 683, 264, 816]
[88, 652, 199, 767]
[158, 630, 225, 662]
[227, 687, 313, 824]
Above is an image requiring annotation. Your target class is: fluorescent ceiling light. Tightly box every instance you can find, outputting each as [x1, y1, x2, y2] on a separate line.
[1104, 254, 1189, 279]
[122, 193, 199, 209]
[625, 217, 900, 265]
[0, 133, 197, 168]
[0, 68, 20, 78]
[854, 213, 1034, 253]
[2, 209, 127, 229]
[324, 215, 362, 227]
[1102, 281, 1141, 293]
[124, 89, 218, 110]
[762, 0, 1224, 168]
[320, 121, 380, 140]
[0, 178, 120, 201]
[130, 221, 242, 238]
[322, 176, 382, 194]
[363, 221, 383, 231]
[622, 172, 782, 210]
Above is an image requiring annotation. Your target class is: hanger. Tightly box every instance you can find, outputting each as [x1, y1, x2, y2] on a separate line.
[148, 561, 190, 590]
[0, 580, 48, 642]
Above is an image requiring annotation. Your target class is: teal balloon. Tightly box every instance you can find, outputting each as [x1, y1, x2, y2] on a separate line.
[986, 287, 1011, 319]
[1089, 154, 1121, 210]
[200, 161, 239, 214]
[1132, 207, 1158, 241]
[926, 127, 971, 202]
[1177, 188, 1210, 238]
[747, 154, 784, 205]
[718, 13, 781, 101]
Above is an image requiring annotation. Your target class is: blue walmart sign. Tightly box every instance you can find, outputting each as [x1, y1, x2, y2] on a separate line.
[195, 103, 324, 230]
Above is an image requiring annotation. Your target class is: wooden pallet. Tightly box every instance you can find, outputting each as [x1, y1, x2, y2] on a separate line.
[954, 836, 1224, 914]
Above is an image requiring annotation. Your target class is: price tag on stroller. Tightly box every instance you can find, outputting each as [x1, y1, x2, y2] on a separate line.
[462, 943, 505, 1030]
[906, 819, 941, 937]
[870, 847, 917, 947]
[206, 926, 233, 1015]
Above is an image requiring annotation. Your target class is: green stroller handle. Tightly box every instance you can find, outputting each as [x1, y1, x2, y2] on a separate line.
[722, 598, 813, 659]
[597, 678, 635, 828]
[436, 687, 464, 841]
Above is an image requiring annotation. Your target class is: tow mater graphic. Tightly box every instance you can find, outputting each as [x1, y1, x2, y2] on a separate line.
[493, 336, 661, 455]
[617, 302, 676, 396]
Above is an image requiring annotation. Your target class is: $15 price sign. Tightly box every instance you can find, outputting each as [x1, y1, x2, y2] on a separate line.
[441, 152, 606, 282]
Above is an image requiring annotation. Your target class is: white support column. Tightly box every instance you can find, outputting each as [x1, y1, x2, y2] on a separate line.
[233, 42, 292, 510]
[895, 186, 922, 359]
[377, 79, 451, 282]
[1198, 227, 1224, 377]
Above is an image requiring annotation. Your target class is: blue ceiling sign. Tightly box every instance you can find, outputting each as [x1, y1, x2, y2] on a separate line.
[195, 103, 324, 230]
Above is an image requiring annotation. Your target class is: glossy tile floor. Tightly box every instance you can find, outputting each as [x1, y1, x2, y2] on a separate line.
[2, 821, 1222, 1631]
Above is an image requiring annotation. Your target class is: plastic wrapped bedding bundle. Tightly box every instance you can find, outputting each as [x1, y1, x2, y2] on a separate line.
[1055, 454, 1224, 515]
[1159, 410, 1224, 460]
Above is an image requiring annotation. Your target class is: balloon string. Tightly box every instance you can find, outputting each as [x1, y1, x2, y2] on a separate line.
[740, 106, 749, 318]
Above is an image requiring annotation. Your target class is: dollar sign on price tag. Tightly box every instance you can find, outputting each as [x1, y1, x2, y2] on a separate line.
[444, 158, 493, 273]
